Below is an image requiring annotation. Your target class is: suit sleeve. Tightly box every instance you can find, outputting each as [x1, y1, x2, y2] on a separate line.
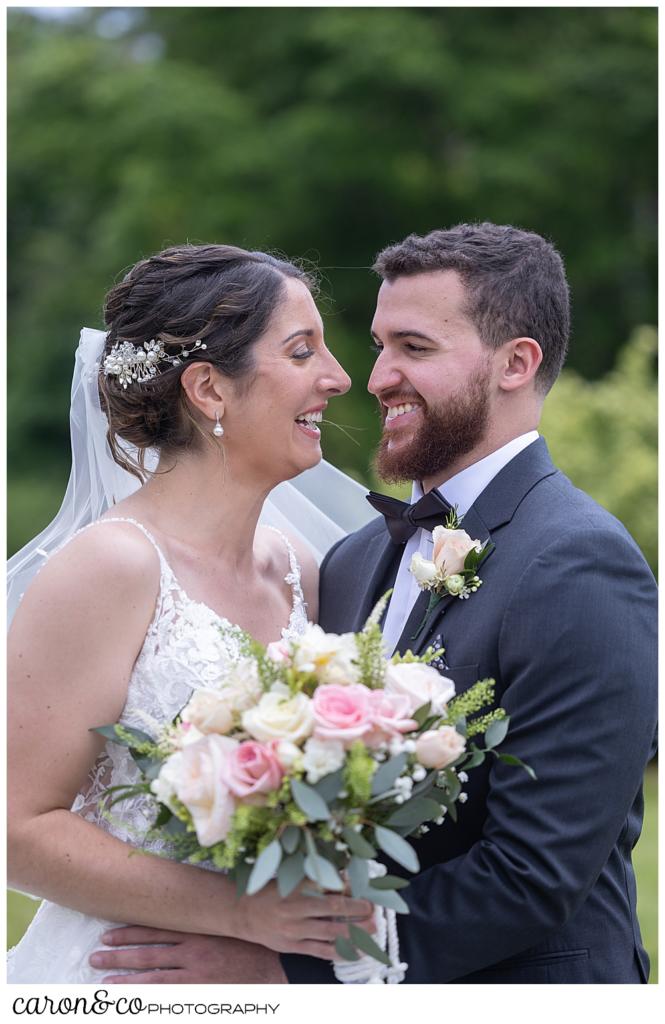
[398, 527, 658, 980]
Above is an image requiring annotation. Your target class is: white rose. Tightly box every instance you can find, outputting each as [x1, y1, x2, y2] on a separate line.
[384, 662, 456, 716]
[273, 739, 303, 772]
[292, 624, 360, 685]
[302, 736, 346, 784]
[409, 552, 438, 587]
[151, 751, 184, 810]
[152, 734, 238, 847]
[242, 690, 314, 744]
[181, 691, 234, 735]
[215, 655, 262, 712]
[431, 526, 482, 576]
[415, 726, 466, 769]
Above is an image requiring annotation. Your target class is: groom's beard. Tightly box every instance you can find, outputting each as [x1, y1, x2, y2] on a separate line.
[373, 363, 492, 485]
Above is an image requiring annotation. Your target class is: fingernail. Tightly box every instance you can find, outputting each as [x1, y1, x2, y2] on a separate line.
[101, 933, 113, 943]
[89, 954, 103, 967]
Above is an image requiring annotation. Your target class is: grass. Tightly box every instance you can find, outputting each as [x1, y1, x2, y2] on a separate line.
[6, 766, 658, 980]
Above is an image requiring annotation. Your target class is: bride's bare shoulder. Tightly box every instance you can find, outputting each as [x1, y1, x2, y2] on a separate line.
[15, 520, 161, 625]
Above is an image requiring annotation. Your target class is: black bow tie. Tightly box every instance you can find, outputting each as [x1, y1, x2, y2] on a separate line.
[366, 489, 453, 544]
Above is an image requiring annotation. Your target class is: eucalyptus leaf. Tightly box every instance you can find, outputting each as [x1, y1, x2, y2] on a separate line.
[365, 887, 409, 914]
[153, 804, 173, 828]
[484, 716, 510, 749]
[280, 826, 301, 855]
[131, 752, 162, 780]
[246, 839, 282, 896]
[347, 856, 370, 898]
[369, 874, 409, 890]
[496, 753, 537, 780]
[348, 924, 391, 967]
[342, 827, 376, 859]
[335, 936, 360, 962]
[371, 752, 408, 797]
[304, 851, 344, 892]
[163, 814, 189, 836]
[413, 701, 432, 727]
[277, 850, 306, 897]
[291, 778, 330, 821]
[234, 860, 252, 898]
[454, 716, 467, 737]
[374, 826, 419, 873]
[313, 768, 344, 803]
[436, 792, 457, 822]
[463, 747, 486, 769]
[442, 768, 461, 801]
[410, 770, 437, 799]
[387, 796, 443, 828]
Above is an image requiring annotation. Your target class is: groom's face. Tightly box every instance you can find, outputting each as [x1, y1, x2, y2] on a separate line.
[368, 270, 494, 486]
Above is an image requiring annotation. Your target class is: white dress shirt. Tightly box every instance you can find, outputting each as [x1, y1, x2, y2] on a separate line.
[381, 432, 539, 653]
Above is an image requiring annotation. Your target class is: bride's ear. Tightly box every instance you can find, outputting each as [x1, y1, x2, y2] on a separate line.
[180, 362, 226, 421]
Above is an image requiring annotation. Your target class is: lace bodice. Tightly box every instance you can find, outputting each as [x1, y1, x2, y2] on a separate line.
[67, 517, 308, 845]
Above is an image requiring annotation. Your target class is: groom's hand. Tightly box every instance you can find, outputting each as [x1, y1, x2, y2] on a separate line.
[89, 928, 288, 984]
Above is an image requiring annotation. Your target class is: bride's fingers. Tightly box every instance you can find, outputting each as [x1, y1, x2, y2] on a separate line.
[291, 940, 338, 961]
[90, 946, 180, 972]
[100, 926, 185, 946]
[103, 970, 181, 985]
[296, 893, 374, 920]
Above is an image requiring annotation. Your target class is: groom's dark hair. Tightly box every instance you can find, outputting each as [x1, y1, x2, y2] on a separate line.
[373, 223, 570, 394]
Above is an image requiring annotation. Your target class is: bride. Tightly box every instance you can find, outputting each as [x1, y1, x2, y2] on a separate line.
[7, 243, 376, 984]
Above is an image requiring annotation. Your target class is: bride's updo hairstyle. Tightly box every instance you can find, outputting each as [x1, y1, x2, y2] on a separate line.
[100, 243, 316, 480]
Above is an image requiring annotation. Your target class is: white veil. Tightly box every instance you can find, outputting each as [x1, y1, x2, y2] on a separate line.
[7, 328, 378, 626]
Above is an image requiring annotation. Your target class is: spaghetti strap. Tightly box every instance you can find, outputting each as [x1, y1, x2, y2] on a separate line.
[263, 525, 306, 620]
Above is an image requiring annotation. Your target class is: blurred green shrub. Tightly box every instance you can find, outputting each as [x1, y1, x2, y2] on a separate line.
[540, 326, 657, 573]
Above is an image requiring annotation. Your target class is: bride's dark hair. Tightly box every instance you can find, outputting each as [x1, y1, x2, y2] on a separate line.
[99, 243, 316, 480]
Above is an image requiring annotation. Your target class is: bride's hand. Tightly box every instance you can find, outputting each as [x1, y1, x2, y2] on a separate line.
[90, 928, 288, 985]
[231, 880, 376, 960]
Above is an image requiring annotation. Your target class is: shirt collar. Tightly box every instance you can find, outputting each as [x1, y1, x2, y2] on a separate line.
[411, 431, 539, 516]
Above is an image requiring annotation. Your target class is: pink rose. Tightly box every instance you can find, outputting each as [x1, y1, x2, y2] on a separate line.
[432, 526, 482, 576]
[222, 740, 284, 801]
[312, 683, 374, 746]
[415, 726, 466, 769]
[365, 690, 419, 747]
[266, 639, 292, 664]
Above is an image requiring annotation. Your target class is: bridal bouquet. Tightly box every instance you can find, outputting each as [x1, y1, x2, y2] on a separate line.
[96, 594, 531, 983]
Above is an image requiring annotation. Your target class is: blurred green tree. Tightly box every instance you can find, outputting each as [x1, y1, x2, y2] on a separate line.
[7, 7, 656, 572]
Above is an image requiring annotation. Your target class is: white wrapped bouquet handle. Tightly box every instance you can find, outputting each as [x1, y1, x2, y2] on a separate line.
[333, 861, 408, 985]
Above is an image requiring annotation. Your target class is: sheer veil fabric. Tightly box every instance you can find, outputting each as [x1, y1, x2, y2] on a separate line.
[7, 328, 377, 625]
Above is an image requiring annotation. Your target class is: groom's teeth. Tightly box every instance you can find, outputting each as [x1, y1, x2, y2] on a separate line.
[296, 411, 323, 425]
[386, 403, 418, 421]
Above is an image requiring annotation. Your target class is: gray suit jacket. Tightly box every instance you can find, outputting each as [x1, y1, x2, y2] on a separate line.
[282, 438, 657, 983]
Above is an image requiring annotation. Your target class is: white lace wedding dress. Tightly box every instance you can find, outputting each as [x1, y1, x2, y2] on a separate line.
[7, 517, 308, 984]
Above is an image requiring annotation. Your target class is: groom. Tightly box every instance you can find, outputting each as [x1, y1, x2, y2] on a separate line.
[93, 223, 657, 983]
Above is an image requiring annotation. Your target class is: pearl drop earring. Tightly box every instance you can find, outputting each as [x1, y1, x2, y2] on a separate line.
[213, 411, 224, 437]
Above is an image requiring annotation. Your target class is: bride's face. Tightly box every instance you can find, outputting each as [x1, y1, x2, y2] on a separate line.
[221, 277, 351, 484]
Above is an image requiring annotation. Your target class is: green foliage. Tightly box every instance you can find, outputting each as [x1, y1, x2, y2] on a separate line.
[446, 678, 498, 726]
[541, 327, 657, 574]
[212, 803, 277, 870]
[343, 740, 377, 805]
[354, 596, 391, 688]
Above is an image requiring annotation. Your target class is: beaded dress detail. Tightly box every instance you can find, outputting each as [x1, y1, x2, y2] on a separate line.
[8, 517, 308, 984]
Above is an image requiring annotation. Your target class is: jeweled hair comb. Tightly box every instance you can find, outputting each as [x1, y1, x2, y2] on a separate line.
[103, 337, 207, 389]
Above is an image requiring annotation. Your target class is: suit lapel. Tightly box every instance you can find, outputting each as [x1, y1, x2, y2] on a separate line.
[393, 438, 557, 655]
[349, 529, 403, 632]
